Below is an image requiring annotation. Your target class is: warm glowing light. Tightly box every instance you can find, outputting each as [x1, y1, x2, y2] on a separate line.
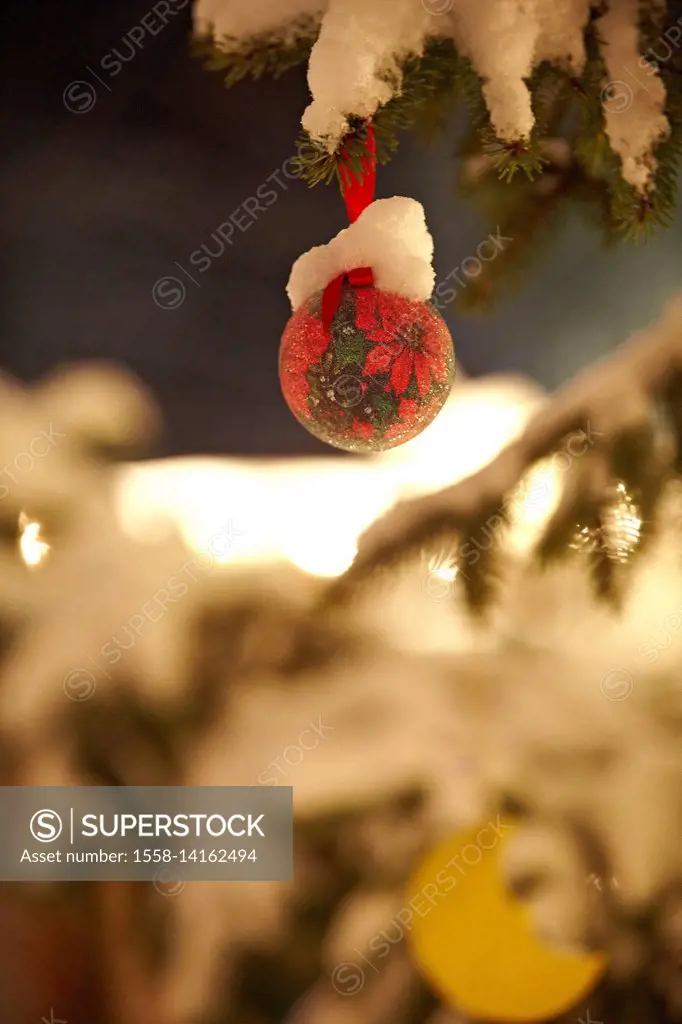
[606, 482, 642, 562]
[19, 515, 50, 568]
[427, 552, 459, 583]
[14, 386, 641, 592]
[115, 458, 400, 578]
[114, 381, 553, 578]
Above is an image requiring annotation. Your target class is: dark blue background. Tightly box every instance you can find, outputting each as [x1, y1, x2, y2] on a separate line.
[2, 0, 681, 456]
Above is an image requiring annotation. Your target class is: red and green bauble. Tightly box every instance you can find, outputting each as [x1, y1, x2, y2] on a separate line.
[279, 283, 455, 452]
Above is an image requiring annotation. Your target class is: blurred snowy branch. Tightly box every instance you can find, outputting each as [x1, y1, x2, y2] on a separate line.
[3, 298, 682, 1020]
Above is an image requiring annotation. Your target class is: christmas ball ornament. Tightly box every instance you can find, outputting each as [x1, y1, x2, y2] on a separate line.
[406, 822, 607, 1021]
[279, 282, 455, 453]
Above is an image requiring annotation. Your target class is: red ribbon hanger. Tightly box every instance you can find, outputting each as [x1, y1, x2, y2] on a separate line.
[321, 124, 376, 335]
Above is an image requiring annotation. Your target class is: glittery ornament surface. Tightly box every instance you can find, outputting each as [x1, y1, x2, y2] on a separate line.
[279, 284, 455, 452]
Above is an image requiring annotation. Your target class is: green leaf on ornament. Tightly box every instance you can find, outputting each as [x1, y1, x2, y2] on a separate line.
[404, 377, 419, 401]
[373, 394, 396, 429]
[334, 335, 367, 370]
[322, 349, 334, 371]
[307, 368, 323, 397]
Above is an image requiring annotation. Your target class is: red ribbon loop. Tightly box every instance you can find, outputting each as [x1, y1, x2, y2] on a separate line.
[340, 126, 376, 224]
[321, 124, 376, 334]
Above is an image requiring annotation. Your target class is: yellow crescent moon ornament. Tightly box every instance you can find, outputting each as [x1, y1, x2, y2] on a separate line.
[406, 821, 607, 1021]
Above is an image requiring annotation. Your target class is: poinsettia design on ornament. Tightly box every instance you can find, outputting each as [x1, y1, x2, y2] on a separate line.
[279, 282, 454, 453]
[351, 418, 374, 440]
[357, 289, 449, 397]
[382, 395, 441, 443]
[398, 398, 418, 420]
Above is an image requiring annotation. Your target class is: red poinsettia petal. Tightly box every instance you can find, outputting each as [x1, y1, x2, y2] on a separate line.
[364, 341, 399, 376]
[390, 350, 414, 395]
[398, 397, 419, 420]
[383, 289, 411, 317]
[416, 325, 437, 355]
[387, 300, 414, 341]
[355, 289, 380, 331]
[413, 352, 432, 396]
[351, 418, 374, 439]
[365, 327, 394, 344]
[420, 323, 450, 362]
[374, 292, 398, 328]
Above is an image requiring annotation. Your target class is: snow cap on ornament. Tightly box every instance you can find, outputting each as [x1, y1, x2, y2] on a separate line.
[279, 170, 455, 453]
[286, 197, 436, 309]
